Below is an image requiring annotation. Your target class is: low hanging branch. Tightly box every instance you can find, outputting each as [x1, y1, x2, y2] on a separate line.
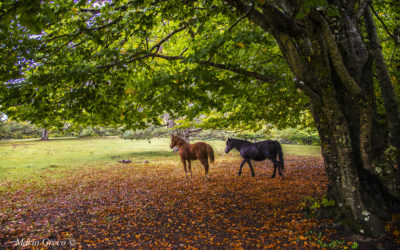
[97, 51, 278, 83]
[146, 52, 277, 83]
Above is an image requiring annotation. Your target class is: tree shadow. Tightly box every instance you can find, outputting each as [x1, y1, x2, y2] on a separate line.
[110, 150, 176, 160]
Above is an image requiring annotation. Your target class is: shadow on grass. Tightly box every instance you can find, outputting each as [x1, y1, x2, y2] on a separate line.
[110, 150, 176, 160]
[0, 167, 8, 175]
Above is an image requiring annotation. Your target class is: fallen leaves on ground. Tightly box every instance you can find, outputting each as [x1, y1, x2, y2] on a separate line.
[0, 155, 346, 248]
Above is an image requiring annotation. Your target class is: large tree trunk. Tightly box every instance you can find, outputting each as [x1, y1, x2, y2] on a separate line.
[284, 6, 400, 237]
[229, 0, 400, 237]
[293, 9, 399, 237]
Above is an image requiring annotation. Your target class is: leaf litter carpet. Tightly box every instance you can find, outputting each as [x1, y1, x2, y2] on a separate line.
[1, 155, 355, 249]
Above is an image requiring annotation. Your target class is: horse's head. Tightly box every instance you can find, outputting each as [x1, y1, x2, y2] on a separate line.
[170, 135, 177, 148]
[225, 138, 233, 153]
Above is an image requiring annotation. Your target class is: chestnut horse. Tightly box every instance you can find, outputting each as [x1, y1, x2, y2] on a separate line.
[170, 135, 214, 178]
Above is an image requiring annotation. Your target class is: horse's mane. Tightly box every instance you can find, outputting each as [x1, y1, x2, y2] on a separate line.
[229, 138, 251, 145]
[173, 135, 188, 146]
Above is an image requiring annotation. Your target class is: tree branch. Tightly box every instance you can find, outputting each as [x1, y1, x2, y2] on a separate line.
[79, 1, 134, 14]
[179, 47, 188, 56]
[310, 11, 362, 96]
[355, 0, 372, 19]
[79, 7, 101, 13]
[258, 1, 303, 35]
[365, 7, 400, 152]
[226, 0, 320, 101]
[294, 80, 321, 102]
[207, 2, 255, 61]
[150, 53, 276, 82]
[275, 32, 321, 101]
[150, 53, 277, 82]
[86, 16, 123, 31]
[228, 1, 255, 33]
[149, 25, 189, 53]
[370, 5, 398, 44]
[226, 0, 271, 32]
[98, 51, 278, 83]
[45, 16, 123, 43]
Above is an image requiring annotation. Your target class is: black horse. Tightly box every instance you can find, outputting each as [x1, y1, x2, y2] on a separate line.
[225, 138, 284, 178]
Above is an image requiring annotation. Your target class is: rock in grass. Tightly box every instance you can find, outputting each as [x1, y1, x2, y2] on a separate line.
[118, 159, 132, 163]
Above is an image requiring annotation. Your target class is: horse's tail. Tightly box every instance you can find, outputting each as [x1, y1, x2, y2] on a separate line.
[206, 144, 215, 163]
[276, 141, 284, 171]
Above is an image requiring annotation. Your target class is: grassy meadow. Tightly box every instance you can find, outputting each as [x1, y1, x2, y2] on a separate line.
[0, 137, 321, 185]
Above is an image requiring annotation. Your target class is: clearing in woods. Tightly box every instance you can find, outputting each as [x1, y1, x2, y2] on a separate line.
[0, 138, 367, 248]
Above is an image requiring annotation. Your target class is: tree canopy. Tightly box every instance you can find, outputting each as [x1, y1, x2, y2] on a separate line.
[0, 0, 313, 131]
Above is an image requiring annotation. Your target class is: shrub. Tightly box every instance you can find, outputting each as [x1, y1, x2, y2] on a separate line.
[268, 127, 320, 145]
[0, 121, 42, 139]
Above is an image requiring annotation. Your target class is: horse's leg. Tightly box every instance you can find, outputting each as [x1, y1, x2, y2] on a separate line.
[246, 159, 255, 177]
[277, 160, 284, 177]
[271, 160, 277, 178]
[181, 158, 188, 177]
[238, 159, 246, 176]
[188, 160, 193, 178]
[200, 158, 209, 180]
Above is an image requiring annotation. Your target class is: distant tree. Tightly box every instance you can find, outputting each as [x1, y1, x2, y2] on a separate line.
[41, 128, 49, 140]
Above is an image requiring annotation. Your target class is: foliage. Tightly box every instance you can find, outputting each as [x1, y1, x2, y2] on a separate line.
[3, 0, 395, 132]
[267, 127, 320, 145]
[196, 126, 320, 145]
[121, 125, 169, 140]
[0, 118, 320, 144]
[0, 120, 42, 139]
[0, 0, 310, 131]
[195, 129, 233, 141]
[0, 119, 121, 139]
[77, 126, 121, 137]
[300, 195, 336, 214]
[121, 126, 321, 145]
[302, 231, 359, 249]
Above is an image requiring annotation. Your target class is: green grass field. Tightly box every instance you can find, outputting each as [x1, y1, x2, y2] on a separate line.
[0, 137, 321, 185]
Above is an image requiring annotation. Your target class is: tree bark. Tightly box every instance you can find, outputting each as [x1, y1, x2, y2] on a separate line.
[41, 128, 49, 140]
[228, 0, 400, 237]
[181, 128, 203, 143]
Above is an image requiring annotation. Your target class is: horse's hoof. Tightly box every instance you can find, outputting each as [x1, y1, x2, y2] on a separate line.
[271, 175, 276, 178]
